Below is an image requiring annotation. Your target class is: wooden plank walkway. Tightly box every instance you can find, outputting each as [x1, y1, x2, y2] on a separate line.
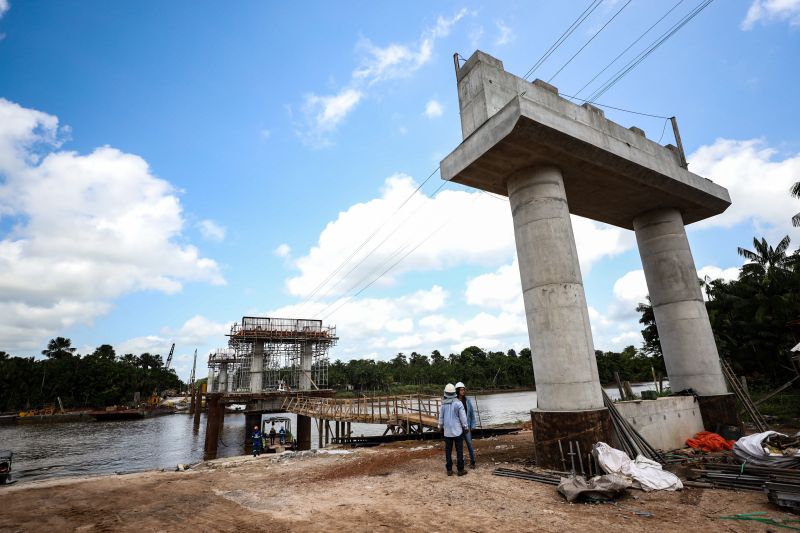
[281, 394, 442, 429]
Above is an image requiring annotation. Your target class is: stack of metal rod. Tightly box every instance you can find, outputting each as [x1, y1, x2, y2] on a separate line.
[688, 462, 800, 492]
[602, 390, 665, 463]
[492, 467, 561, 485]
[557, 439, 600, 478]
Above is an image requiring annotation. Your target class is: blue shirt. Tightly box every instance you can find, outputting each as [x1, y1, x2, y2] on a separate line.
[439, 398, 467, 438]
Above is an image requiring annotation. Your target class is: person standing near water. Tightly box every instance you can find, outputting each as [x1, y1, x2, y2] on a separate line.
[252, 425, 263, 457]
[455, 382, 477, 469]
[438, 383, 468, 476]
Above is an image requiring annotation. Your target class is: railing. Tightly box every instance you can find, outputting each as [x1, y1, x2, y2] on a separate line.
[282, 394, 442, 428]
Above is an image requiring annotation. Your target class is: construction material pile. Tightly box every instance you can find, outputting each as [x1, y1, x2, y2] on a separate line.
[686, 431, 736, 453]
[734, 431, 800, 468]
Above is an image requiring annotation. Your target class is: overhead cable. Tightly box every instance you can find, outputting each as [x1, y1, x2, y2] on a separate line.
[296, 166, 441, 313]
[523, 0, 604, 80]
[571, 0, 687, 99]
[586, 0, 715, 103]
[547, 0, 635, 84]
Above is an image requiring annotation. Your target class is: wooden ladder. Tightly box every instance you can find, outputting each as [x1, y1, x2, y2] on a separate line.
[719, 358, 769, 432]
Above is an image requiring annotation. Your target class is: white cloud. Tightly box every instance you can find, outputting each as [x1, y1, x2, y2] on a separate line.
[689, 139, 800, 240]
[274, 243, 291, 258]
[260, 128, 271, 140]
[0, 98, 224, 352]
[0, 0, 8, 19]
[424, 99, 444, 119]
[590, 261, 742, 351]
[465, 260, 523, 314]
[469, 25, 485, 49]
[353, 9, 469, 84]
[118, 315, 231, 380]
[287, 174, 633, 301]
[742, 0, 800, 29]
[494, 20, 515, 45]
[697, 265, 740, 284]
[297, 9, 469, 146]
[298, 88, 363, 147]
[198, 219, 226, 242]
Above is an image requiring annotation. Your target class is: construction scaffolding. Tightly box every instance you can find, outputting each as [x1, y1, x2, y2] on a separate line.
[207, 317, 337, 393]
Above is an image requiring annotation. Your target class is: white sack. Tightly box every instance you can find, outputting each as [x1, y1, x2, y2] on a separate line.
[593, 442, 683, 492]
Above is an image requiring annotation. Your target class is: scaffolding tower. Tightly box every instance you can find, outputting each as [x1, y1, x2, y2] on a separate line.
[207, 317, 337, 393]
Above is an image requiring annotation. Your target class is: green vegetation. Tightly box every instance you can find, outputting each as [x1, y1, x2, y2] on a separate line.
[0, 337, 183, 413]
[328, 345, 664, 394]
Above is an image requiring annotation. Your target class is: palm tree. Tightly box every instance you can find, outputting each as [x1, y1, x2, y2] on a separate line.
[792, 180, 800, 227]
[737, 236, 795, 280]
[41, 337, 77, 359]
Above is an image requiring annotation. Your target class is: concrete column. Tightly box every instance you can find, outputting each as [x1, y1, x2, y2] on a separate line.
[508, 166, 604, 410]
[207, 368, 215, 393]
[250, 342, 264, 392]
[218, 364, 228, 393]
[297, 415, 311, 450]
[299, 343, 313, 391]
[633, 208, 727, 395]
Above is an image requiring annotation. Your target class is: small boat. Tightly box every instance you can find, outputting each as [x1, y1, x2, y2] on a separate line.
[0, 450, 13, 485]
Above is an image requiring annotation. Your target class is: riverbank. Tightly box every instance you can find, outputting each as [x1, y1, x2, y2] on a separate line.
[0, 430, 786, 532]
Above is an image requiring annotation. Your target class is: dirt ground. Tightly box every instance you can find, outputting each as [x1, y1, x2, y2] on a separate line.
[0, 430, 794, 532]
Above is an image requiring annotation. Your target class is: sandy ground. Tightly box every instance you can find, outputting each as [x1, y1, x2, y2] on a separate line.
[0, 430, 794, 532]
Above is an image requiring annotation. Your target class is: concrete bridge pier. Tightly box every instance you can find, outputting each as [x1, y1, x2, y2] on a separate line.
[508, 166, 613, 468]
[218, 364, 228, 393]
[250, 343, 264, 392]
[633, 208, 736, 430]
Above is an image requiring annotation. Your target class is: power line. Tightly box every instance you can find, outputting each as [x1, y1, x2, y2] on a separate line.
[572, 0, 687, 99]
[558, 92, 670, 119]
[523, 0, 604, 80]
[296, 165, 441, 313]
[547, 0, 635, 84]
[320, 191, 482, 321]
[305, 180, 450, 309]
[586, 0, 715, 103]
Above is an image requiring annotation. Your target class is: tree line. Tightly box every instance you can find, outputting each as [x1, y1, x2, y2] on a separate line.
[328, 344, 664, 394]
[0, 337, 183, 413]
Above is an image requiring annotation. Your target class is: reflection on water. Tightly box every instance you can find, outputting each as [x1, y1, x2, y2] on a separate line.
[0, 382, 665, 483]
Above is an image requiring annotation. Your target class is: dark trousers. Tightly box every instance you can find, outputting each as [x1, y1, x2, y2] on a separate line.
[444, 435, 465, 473]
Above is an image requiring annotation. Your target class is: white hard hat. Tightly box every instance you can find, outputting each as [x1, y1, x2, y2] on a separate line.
[444, 383, 456, 394]
[455, 382, 465, 389]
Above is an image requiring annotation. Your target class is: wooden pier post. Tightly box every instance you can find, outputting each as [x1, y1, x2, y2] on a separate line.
[204, 394, 221, 459]
[193, 386, 202, 426]
[297, 414, 311, 451]
[317, 419, 323, 449]
[324, 420, 330, 445]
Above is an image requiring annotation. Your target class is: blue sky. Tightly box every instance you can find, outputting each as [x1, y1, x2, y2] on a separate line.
[1, 0, 798, 381]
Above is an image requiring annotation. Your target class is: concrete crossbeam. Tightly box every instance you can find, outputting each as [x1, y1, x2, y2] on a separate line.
[441, 51, 731, 229]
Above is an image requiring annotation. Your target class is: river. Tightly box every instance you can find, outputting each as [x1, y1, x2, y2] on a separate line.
[0, 383, 663, 483]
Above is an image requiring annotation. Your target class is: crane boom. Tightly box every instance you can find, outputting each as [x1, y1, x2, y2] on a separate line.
[165, 343, 175, 370]
[189, 349, 197, 386]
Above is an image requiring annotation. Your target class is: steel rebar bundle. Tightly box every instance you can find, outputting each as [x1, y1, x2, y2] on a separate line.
[602, 390, 665, 463]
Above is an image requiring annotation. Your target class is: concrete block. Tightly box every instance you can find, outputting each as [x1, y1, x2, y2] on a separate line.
[614, 396, 704, 451]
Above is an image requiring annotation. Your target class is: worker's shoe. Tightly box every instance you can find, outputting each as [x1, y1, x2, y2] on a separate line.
[447, 471, 453, 476]
[469, 462, 476, 469]
[457, 470, 468, 476]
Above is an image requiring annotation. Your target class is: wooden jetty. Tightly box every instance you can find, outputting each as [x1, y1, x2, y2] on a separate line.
[282, 394, 442, 434]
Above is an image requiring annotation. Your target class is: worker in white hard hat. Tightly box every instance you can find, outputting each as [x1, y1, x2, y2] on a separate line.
[438, 383, 468, 476]
[455, 382, 477, 468]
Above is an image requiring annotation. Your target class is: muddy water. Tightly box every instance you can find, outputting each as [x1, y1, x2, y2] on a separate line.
[0, 383, 665, 483]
